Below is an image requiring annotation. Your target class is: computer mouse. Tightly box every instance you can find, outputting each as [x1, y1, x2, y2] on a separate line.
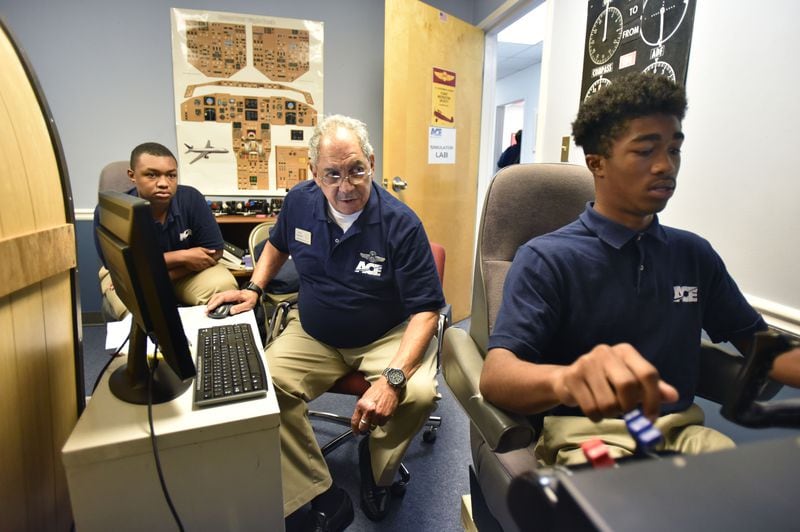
[208, 303, 233, 319]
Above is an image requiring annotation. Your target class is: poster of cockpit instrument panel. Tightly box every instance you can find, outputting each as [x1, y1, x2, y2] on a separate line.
[171, 8, 323, 195]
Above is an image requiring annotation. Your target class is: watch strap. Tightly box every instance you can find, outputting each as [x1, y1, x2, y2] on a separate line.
[243, 281, 263, 297]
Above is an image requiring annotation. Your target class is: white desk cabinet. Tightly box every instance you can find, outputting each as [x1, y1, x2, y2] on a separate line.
[62, 308, 284, 531]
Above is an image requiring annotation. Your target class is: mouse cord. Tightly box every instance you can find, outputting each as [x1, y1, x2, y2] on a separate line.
[147, 342, 185, 532]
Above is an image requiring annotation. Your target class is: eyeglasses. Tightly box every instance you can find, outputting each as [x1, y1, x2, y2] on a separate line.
[320, 167, 372, 187]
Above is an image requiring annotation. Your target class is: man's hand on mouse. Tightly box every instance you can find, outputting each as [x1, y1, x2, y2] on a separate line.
[206, 288, 260, 316]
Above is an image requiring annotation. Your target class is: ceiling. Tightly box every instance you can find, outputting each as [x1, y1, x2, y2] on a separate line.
[496, 40, 543, 80]
[493, 1, 546, 80]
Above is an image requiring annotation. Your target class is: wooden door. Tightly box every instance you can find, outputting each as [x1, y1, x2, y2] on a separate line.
[0, 19, 81, 531]
[383, 0, 484, 321]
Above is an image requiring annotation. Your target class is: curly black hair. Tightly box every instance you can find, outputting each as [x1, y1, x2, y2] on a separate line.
[572, 73, 687, 157]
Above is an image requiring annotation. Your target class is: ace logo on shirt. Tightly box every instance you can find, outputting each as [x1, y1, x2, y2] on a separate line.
[673, 286, 698, 303]
[355, 251, 385, 277]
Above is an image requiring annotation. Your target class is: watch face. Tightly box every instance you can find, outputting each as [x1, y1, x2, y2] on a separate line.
[385, 368, 405, 387]
[588, 6, 623, 65]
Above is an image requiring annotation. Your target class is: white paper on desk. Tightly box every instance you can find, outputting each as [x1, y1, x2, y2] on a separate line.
[105, 313, 156, 353]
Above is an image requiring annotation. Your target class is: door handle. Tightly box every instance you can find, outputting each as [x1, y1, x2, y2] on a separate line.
[392, 176, 408, 192]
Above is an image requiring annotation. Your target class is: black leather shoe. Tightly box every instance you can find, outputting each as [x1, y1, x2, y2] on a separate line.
[359, 436, 391, 521]
[305, 487, 354, 532]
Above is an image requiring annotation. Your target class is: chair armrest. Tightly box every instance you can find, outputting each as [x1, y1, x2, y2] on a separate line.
[264, 294, 298, 344]
[441, 327, 535, 453]
[434, 303, 452, 371]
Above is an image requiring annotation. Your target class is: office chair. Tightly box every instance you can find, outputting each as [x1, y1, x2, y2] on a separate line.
[97, 161, 133, 321]
[248, 221, 273, 260]
[267, 241, 449, 493]
[99, 160, 131, 194]
[440, 162, 784, 532]
[247, 221, 300, 317]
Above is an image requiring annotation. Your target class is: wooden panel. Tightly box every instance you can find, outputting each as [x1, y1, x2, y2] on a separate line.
[42, 274, 78, 530]
[12, 285, 56, 530]
[0, 224, 76, 299]
[384, 0, 484, 321]
[0, 297, 26, 531]
[0, 20, 77, 532]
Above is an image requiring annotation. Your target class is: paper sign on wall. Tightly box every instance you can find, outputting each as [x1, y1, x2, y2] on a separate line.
[429, 126, 455, 165]
[431, 67, 456, 126]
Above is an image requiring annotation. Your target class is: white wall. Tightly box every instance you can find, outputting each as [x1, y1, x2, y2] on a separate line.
[534, 0, 586, 164]
[535, 0, 800, 326]
[496, 63, 542, 164]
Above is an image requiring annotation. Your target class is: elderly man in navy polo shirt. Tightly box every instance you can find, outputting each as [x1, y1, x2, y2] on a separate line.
[93, 142, 237, 319]
[480, 73, 800, 466]
[208, 115, 445, 530]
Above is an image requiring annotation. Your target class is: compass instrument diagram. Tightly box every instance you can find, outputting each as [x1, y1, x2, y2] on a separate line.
[579, 0, 696, 103]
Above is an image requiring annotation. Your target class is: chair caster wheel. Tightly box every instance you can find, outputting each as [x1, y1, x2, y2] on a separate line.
[391, 481, 407, 497]
[422, 427, 437, 443]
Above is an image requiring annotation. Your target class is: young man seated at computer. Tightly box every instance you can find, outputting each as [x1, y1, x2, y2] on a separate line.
[93, 142, 237, 320]
[480, 73, 800, 465]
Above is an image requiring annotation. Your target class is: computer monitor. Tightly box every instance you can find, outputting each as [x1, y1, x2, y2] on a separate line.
[95, 191, 196, 404]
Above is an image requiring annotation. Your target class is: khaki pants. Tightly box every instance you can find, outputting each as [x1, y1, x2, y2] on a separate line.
[534, 403, 735, 466]
[99, 263, 238, 321]
[268, 309, 439, 516]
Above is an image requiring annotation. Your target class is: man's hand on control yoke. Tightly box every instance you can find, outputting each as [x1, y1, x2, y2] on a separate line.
[552, 343, 679, 422]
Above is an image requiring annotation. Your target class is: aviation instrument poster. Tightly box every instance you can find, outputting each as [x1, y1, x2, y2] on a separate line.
[171, 8, 323, 195]
[579, 0, 695, 103]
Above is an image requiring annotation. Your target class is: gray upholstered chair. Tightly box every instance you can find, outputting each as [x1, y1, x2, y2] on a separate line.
[97, 161, 132, 321]
[441, 162, 782, 531]
[441, 162, 594, 531]
[99, 160, 131, 193]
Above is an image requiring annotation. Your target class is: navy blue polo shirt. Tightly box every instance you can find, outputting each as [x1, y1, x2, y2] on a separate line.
[269, 180, 445, 348]
[93, 185, 223, 265]
[489, 203, 765, 416]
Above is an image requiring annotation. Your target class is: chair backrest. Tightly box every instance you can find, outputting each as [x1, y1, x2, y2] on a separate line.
[249, 221, 300, 296]
[468, 163, 595, 354]
[248, 221, 275, 261]
[429, 241, 446, 284]
[99, 160, 131, 193]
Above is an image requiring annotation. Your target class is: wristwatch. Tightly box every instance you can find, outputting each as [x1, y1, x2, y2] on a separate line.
[243, 281, 263, 298]
[382, 367, 407, 389]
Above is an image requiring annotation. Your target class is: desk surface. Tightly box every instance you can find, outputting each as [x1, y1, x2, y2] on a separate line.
[62, 306, 280, 467]
[555, 435, 800, 531]
[215, 214, 277, 224]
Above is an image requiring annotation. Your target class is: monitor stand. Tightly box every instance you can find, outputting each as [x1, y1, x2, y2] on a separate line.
[108, 322, 192, 405]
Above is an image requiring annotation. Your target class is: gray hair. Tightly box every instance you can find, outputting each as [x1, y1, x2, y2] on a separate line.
[308, 114, 374, 166]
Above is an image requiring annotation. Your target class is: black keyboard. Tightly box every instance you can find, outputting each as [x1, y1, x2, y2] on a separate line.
[194, 322, 268, 407]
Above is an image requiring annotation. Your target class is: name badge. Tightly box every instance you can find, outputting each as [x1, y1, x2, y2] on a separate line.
[295, 228, 312, 245]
